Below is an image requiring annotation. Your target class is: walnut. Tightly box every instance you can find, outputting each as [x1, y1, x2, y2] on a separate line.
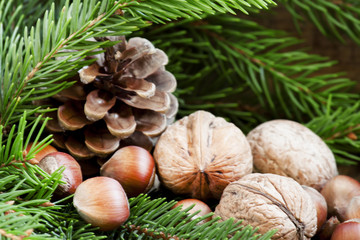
[214, 173, 317, 240]
[153, 110, 253, 200]
[246, 119, 338, 191]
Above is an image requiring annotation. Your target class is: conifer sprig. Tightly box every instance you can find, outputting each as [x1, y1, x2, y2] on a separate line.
[0, 0, 277, 130]
[306, 99, 360, 164]
[144, 14, 358, 124]
[109, 194, 276, 240]
[0, 165, 61, 240]
[280, 0, 360, 44]
[0, 0, 149, 128]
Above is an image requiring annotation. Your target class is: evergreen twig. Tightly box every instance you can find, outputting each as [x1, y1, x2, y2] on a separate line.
[143, 14, 358, 124]
[0, 0, 277, 129]
[109, 194, 277, 240]
[280, 0, 360, 44]
[306, 98, 360, 164]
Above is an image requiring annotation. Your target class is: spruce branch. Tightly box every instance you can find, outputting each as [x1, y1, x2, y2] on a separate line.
[0, 0, 145, 128]
[121, 0, 277, 22]
[0, 0, 276, 133]
[0, 0, 69, 37]
[0, 170, 61, 240]
[279, 0, 360, 44]
[143, 14, 358, 128]
[0, 114, 106, 239]
[306, 98, 360, 164]
[108, 194, 276, 240]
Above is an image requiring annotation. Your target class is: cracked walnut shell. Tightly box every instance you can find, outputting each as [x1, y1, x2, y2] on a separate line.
[214, 173, 317, 239]
[153, 110, 253, 201]
[246, 119, 338, 191]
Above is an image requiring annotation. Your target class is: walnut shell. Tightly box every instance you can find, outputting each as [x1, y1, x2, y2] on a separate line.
[214, 173, 317, 240]
[246, 119, 338, 191]
[153, 110, 253, 200]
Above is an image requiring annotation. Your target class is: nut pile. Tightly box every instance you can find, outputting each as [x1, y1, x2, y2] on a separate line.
[29, 110, 360, 239]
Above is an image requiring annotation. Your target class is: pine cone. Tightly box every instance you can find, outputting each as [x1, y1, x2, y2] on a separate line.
[46, 36, 178, 159]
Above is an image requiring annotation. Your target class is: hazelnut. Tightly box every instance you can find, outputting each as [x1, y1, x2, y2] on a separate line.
[316, 216, 340, 240]
[247, 119, 338, 191]
[320, 175, 360, 221]
[331, 218, 360, 240]
[172, 199, 212, 224]
[38, 152, 82, 195]
[154, 110, 253, 200]
[302, 185, 327, 232]
[100, 146, 155, 198]
[214, 173, 317, 240]
[24, 142, 57, 164]
[73, 176, 129, 231]
[345, 196, 360, 220]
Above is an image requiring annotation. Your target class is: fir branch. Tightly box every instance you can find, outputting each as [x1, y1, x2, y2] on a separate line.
[0, 0, 146, 128]
[109, 194, 276, 240]
[0, 112, 52, 166]
[0, 0, 276, 133]
[121, 0, 277, 22]
[0, 0, 68, 37]
[46, 218, 107, 240]
[306, 98, 360, 164]
[0, 171, 60, 240]
[0, 114, 105, 239]
[279, 0, 360, 44]
[141, 14, 358, 131]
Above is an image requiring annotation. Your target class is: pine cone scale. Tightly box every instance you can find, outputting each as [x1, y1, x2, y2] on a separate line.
[104, 105, 136, 138]
[133, 109, 167, 137]
[84, 89, 116, 121]
[84, 124, 120, 155]
[58, 102, 91, 130]
[54, 82, 87, 101]
[79, 62, 107, 84]
[146, 69, 177, 92]
[121, 91, 170, 113]
[127, 49, 169, 79]
[118, 77, 156, 98]
[65, 134, 95, 159]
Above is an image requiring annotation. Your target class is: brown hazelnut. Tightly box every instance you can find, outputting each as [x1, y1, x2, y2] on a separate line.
[247, 119, 338, 191]
[24, 142, 57, 164]
[214, 173, 317, 240]
[316, 216, 340, 240]
[154, 110, 253, 200]
[302, 185, 328, 232]
[73, 176, 130, 231]
[100, 146, 155, 198]
[331, 218, 360, 240]
[172, 199, 212, 224]
[320, 175, 360, 221]
[345, 196, 360, 221]
[38, 152, 82, 195]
